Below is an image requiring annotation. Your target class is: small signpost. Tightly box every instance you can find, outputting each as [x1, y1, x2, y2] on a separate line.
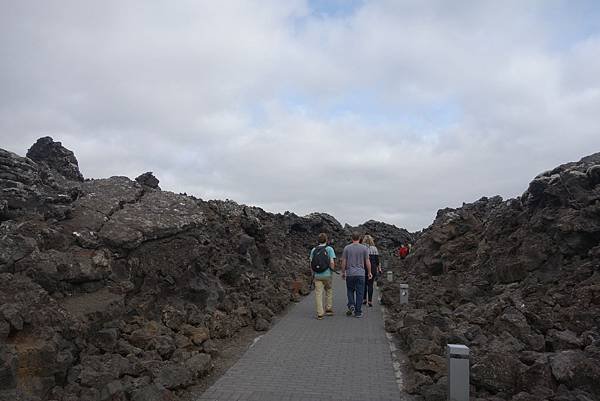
[399, 283, 409, 304]
[447, 344, 469, 401]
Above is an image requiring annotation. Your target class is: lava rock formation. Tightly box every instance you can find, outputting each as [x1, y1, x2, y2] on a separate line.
[0, 138, 406, 401]
[382, 153, 600, 401]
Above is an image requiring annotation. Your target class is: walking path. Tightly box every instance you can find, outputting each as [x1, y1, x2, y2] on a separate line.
[198, 275, 405, 401]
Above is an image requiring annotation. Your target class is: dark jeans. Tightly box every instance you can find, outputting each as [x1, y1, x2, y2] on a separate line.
[346, 275, 365, 314]
[363, 273, 375, 303]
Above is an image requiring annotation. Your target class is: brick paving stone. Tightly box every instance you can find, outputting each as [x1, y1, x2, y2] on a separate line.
[196, 275, 410, 401]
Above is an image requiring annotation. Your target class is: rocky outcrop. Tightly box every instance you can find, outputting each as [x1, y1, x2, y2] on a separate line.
[135, 172, 160, 189]
[347, 219, 414, 255]
[1, 138, 406, 401]
[383, 153, 600, 401]
[26, 137, 84, 182]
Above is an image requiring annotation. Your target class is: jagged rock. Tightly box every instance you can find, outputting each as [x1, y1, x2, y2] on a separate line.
[161, 305, 186, 330]
[26, 136, 84, 182]
[180, 324, 210, 345]
[0, 346, 17, 389]
[381, 152, 600, 400]
[0, 320, 9, 340]
[62, 177, 143, 233]
[547, 329, 584, 350]
[98, 190, 205, 249]
[550, 350, 600, 393]
[419, 377, 447, 401]
[587, 164, 600, 186]
[130, 383, 174, 401]
[0, 201, 7, 221]
[76, 354, 140, 388]
[201, 340, 220, 357]
[152, 362, 194, 389]
[404, 371, 433, 394]
[92, 328, 119, 352]
[346, 219, 414, 252]
[128, 321, 171, 350]
[254, 317, 270, 332]
[412, 354, 446, 375]
[472, 353, 526, 395]
[151, 335, 176, 359]
[14, 247, 112, 293]
[135, 172, 160, 189]
[185, 353, 212, 377]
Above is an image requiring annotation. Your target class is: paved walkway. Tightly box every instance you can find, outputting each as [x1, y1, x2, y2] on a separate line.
[198, 275, 404, 401]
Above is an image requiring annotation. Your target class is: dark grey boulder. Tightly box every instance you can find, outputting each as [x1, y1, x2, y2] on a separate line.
[26, 136, 84, 182]
[135, 172, 160, 189]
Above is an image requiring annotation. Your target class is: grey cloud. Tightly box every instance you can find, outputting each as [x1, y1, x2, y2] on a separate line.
[2, 1, 600, 231]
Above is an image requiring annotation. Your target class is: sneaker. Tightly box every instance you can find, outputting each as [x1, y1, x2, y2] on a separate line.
[346, 306, 355, 316]
[316, 314, 324, 320]
[354, 312, 363, 318]
[362, 299, 367, 305]
[325, 309, 334, 316]
[368, 302, 373, 307]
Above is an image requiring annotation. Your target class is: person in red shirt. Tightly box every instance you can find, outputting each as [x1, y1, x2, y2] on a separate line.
[396, 244, 409, 259]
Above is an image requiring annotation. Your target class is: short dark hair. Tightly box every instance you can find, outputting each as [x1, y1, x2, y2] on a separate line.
[351, 231, 361, 241]
[318, 233, 328, 243]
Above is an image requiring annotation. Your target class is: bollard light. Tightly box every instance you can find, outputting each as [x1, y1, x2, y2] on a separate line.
[399, 283, 409, 304]
[447, 344, 469, 401]
[386, 271, 393, 282]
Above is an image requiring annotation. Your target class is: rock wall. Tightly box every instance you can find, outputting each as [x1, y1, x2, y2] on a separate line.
[382, 154, 600, 401]
[0, 138, 409, 401]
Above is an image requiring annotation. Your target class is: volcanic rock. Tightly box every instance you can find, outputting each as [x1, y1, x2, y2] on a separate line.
[383, 152, 600, 400]
[26, 137, 84, 182]
[135, 172, 160, 189]
[1, 138, 409, 401]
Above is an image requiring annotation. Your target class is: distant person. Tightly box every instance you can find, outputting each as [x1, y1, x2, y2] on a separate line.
[362, 235, 381, 307]
[327, 238, 337, 264]
[397, 244, 409, 259]
[341, 231, 372, 318]
[309, 233, 336, 320]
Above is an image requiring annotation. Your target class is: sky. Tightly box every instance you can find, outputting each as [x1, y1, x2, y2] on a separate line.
[1, 0, 600, 232]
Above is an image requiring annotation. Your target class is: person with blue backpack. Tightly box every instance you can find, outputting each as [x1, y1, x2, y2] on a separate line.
[309, 233, 336, 320]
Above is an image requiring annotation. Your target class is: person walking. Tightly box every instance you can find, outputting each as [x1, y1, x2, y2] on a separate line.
[341, 231, 372, 318]
[396, 244, 409, 259]
[309, 233, 336, 320]
[362, 235, 381, 307]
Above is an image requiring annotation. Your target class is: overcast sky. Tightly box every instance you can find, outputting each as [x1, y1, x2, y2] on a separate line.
[2, 1, 600, 231]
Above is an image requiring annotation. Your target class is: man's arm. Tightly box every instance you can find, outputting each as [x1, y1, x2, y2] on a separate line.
[340, 247, 347, 279]
[328, 247, 336, 270]
[365, 251, 372, 279]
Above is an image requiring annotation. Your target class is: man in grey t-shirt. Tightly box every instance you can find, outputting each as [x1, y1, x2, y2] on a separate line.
[341, 232, 372, 318]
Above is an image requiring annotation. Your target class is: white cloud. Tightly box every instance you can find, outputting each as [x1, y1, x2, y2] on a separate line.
[1, 0, 600, 231]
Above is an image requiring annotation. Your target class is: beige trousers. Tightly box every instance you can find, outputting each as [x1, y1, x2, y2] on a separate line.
[314, 277, 333, 316]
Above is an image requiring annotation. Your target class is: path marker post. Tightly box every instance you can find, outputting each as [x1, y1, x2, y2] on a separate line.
[399, 283, 409, 304]
[447, 344, 469, 401]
